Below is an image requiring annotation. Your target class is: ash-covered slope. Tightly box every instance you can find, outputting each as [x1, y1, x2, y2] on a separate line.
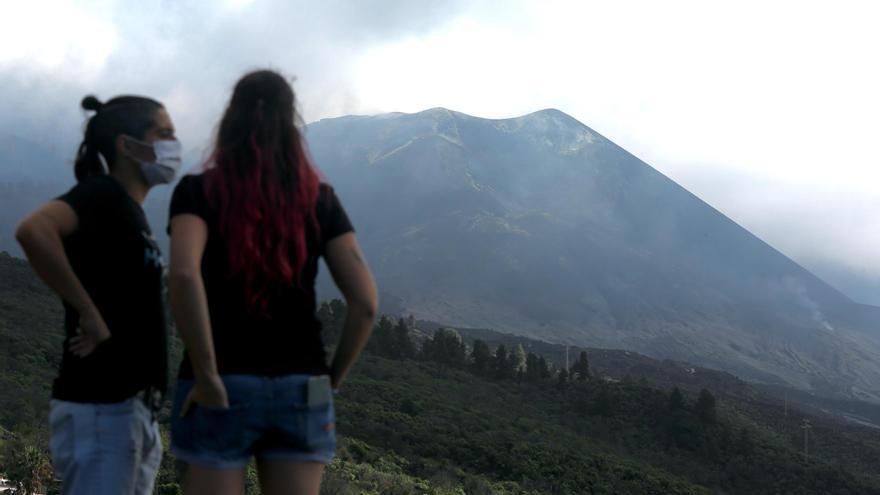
[308, 107, 880, 401]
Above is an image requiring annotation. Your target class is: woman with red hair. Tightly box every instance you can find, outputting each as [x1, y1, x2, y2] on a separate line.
[167, 70, 377, 494]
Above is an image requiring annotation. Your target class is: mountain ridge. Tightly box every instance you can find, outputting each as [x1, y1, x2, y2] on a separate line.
[1, 108, 877, 402]
[307, 107, 880, 402]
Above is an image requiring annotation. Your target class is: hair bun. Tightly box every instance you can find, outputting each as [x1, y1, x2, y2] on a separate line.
[81, 95, 104, 112]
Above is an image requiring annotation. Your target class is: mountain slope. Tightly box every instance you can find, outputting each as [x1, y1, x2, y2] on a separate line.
[307, 108, 880, 401]
[4, 252, 880, 494]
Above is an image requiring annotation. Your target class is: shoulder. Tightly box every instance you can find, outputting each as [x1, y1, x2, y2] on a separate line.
[316, 182, 336, 205]
[169, 173, 208, 218]
[315, 183, 355, 243]
[316, 183, 344, 214]
[67, 175, 121, 196]
[175, 173, 205, 192]
[171, 173, 208, 197]
[318, 182, 336, 199]
[58, 175, 124, 212]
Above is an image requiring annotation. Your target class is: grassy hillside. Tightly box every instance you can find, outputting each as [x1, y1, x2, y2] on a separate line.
[2, 253, 880, 494]
[325, 328, 880, 494]
[0, 252, 63, 433]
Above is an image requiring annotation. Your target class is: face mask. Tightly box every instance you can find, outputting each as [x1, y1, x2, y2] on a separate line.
[127, 137, 183, 186]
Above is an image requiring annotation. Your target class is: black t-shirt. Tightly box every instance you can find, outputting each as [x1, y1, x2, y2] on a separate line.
[168, 173, 354, 378]
[54, 175, 168, 403]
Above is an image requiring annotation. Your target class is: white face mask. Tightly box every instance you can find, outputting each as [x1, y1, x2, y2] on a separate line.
[127, 137, 183, 186]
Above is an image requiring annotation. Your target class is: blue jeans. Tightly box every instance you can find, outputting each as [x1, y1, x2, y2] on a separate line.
[171, 374, 337, 469]
[48, 398, 162, 495]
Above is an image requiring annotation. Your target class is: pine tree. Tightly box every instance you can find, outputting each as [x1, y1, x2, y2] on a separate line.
[392, 318, 415, 359]
[525, 352, 540, 381]
[329, 298, 347, 323]
[557, 368, 569, 388]
[471, 340, 491, 376]
[493, 344, 510, 379]
[538, 356, 551, 380]
[368, 316, 395, 356]
[695, 388, 717, 426]
[423, 328, 467, 367]
[571, 350, 590, 381]
[665, 387, 695, 449]
[668, 386, 687, 412]
[512, 344, 527, 373]
[317, 299, 345, 343]
[316, 301, 333, 325]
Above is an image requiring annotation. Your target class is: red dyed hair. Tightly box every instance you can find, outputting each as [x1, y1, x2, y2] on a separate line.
[204, 70, 321, 313]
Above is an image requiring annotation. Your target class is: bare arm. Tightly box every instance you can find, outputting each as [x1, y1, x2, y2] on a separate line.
[15, 200, 109, 356]
[324, 232, 379, 390]
[168, 214, 227, 410]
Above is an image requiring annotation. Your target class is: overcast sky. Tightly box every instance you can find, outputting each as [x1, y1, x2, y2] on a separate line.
[1, 0, 878, 302]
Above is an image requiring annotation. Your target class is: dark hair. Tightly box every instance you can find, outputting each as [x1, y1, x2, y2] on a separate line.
[203, 70, 322, 313]
[74, 95, 164, 182]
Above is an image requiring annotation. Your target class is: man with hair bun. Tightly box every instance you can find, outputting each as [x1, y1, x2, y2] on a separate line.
[15, 94, 181, 495]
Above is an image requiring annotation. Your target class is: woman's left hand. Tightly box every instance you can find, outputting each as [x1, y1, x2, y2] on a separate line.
[180, 374, 229, 417]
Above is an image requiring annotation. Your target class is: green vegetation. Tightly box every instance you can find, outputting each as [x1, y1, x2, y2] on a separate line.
[328, 315, 880, 494]
[2, 253, 880, 494]
[0, 252, 64, 434]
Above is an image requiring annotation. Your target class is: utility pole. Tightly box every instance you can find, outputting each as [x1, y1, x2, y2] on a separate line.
[565, 346, 569, 372]
[801, 419, 812, 461]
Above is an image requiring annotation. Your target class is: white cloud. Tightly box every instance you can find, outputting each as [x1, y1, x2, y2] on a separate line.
[350, 0, 880, 291]
[0, 0, 118, 82]
[0, 0, 472, 157]
[223, 0, 257, 10]
[0, 0, 878, 297]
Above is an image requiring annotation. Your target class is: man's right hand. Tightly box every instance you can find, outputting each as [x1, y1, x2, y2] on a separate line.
[69, 309, 111, 357]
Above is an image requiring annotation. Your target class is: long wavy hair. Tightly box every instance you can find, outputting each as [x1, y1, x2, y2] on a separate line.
[204, 70, 322, 313]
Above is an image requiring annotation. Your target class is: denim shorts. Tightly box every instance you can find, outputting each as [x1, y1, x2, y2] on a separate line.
[170, 374, 336, 469]
[49, 397, 162, 495]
